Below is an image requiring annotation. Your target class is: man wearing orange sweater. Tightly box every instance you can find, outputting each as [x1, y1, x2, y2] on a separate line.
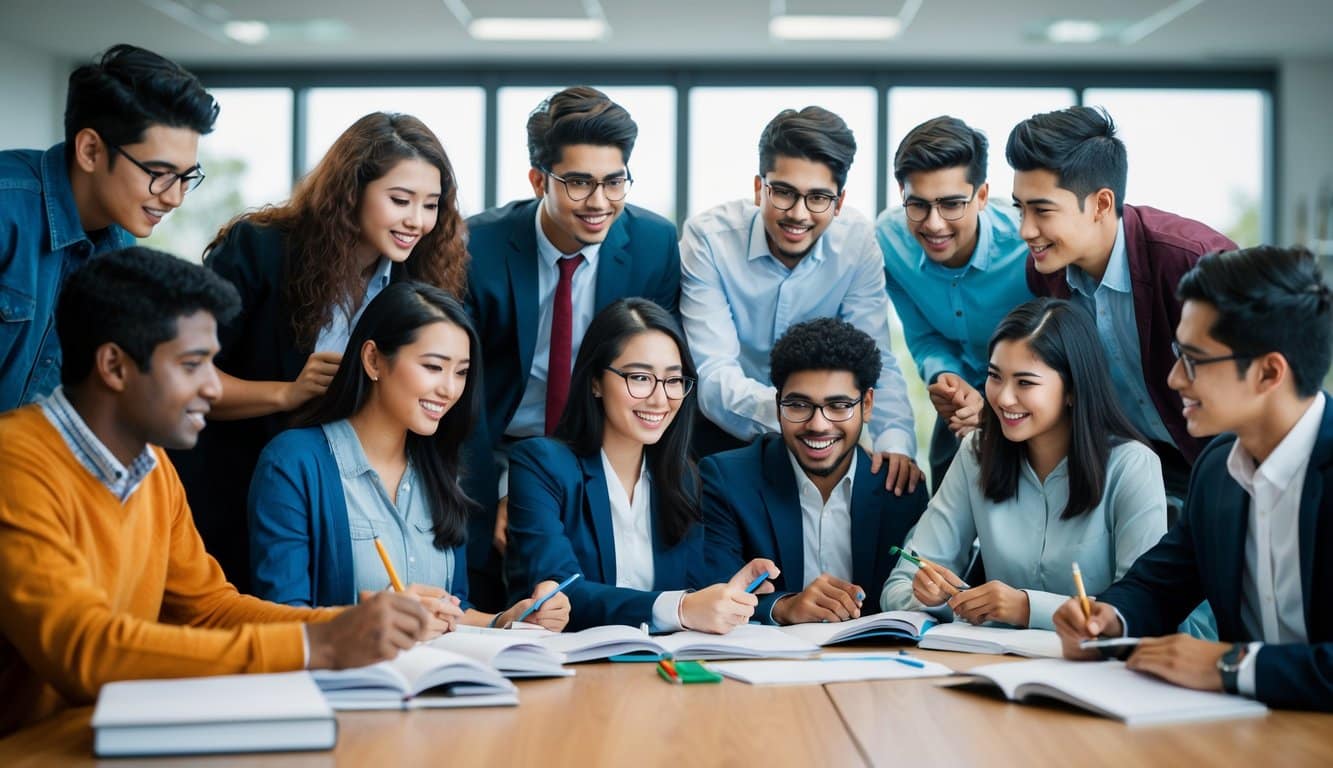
[0, 247, 438, 736]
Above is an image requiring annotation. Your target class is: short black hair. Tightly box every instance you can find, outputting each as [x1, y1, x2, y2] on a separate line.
[64, 44, 218, 164]
[1006, 105, 1127, 216]
[770, 318, 880, 394]
[758, 107, 857, 191]
[526, 86, 638, 170]
[1177, 246, 1333, 397]
[57, 247, 240, 386]
[894, 116, 988, 188]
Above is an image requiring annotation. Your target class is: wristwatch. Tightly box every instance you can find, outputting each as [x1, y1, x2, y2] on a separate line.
[1216, 642, 1248, 694]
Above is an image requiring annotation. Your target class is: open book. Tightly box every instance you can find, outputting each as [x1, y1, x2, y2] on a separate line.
[919, 623, 1063, 658]
[778, 610, 936, 647]
[957, 658, 1269, 725]
[312, 645, 518, 710]
[537, 624, 820, 663]
[91, 672, 335, 757]
[430, 627, 573, 678]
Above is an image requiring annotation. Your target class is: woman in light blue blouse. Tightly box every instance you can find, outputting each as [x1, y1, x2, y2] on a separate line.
[248, 281, 569, 633]
[881, 297, 1169, 630]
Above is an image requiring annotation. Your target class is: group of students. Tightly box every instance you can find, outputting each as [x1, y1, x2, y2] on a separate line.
[0, 43, 1329, 737]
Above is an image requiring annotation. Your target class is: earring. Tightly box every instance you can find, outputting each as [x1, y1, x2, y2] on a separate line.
[371, 375, 379, 382]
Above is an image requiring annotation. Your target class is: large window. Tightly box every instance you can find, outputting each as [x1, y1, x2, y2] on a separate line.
[688, 87, 878, 220]
[304, 87, 486, 216]
[496, 86, 677, 221]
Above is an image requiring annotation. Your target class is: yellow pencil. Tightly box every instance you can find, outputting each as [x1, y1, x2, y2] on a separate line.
[373, 537, 406, 592]
[1071, 561, 1092, 619]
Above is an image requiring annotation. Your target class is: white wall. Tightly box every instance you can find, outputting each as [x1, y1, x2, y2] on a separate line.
[0, 40, 67, 150]
[1279, 58, 1333, 250]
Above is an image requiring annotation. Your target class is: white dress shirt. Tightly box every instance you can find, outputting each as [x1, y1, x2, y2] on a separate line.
[790, 450, 857, 588]
[680, 199, 916, 456]
[1227, 393, 1323, 696]
[314, 256, 393, 355]
[600, 450, 686, 632]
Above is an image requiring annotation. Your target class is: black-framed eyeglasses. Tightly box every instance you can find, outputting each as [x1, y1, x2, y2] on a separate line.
[606, 366, 695, 400]
[778, 396, 865, 423]
[1171, 341, 1250, 382]
[903, 192, 977, 222]
[763, 182, 838, 214]
[111, 145, 205, 196]
[545, 169, 633, 202]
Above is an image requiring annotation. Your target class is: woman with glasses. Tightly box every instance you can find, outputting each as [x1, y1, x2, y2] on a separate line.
[880, 297, 1177, 631]
[171, 112, 469, 592]
[247, 282, 570, 633]
[506, 297, 778, 632]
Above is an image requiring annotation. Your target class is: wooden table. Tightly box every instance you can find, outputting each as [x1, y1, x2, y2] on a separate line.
[3, 650, 1332, 767]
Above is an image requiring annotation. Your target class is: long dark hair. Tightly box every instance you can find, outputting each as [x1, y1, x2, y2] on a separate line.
[554, 298, 699, 545]
[297, 281, 480, 549]
[976, 298, 1145, 519]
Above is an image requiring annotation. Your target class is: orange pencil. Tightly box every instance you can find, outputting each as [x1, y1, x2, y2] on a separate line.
[373, 537, 406, 592]
[1072, 561, 1092, 619]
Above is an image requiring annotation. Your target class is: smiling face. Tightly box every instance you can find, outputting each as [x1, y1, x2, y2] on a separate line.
[530, 143, 628, 254]
[778, 369, 870, 481]
[363, 320, 471, 437]
[1012, 168, 1114, 277]
[594, 330, 684, 451]
[120, 310, 222, 450]
[356, 157, 442, 267]
[985, 337, 1070, 452]
[1169, 299, 1260, 439]
[754, 155, 845, 267]
[76, 124, 201, 237]
[901, 166, 988, 269]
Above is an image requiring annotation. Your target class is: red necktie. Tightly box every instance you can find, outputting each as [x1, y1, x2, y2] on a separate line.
[545, 253, 585, 435]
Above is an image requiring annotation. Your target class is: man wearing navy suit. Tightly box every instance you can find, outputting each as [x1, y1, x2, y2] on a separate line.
[1054, 246, 1333, 711]
[464, 86, 680, 610]
[701, 318, 928, 625]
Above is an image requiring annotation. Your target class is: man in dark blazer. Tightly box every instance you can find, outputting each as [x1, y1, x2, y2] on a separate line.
[463, 86, 680, 610]
[702, 317, 927, 625]
[1054, 246, 1333, 712]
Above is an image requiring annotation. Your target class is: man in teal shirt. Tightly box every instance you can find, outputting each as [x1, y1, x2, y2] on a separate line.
[0, 44, 216, 411]
[877, 116, 1032, 489]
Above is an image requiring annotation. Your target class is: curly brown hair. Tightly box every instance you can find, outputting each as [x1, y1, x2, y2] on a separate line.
[207, 112, 468, 349]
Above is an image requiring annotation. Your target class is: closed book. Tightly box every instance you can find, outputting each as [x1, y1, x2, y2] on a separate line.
[91, 671, 335, 757]
[312, 644, 518, 709]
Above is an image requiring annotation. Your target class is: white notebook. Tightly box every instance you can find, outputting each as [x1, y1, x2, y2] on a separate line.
[919, 623, 1063, 658]
[778, 610, 937, 647]
[959, 658, 1269, 725]
[91, 672, 336, 757]
[538, 624, 820, 663]
[429, 629, 573, 678]
[712, 655, 955, 685]
[312, 645, 518, 710]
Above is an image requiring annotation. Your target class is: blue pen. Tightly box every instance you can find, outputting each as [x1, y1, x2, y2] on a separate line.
[516, 573, 581, 623]
[744, 573, 771, 594]
[819, 651, 925, 669]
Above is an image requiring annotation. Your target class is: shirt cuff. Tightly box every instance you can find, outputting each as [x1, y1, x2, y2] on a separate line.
[1237, 641, 1264, 697]
[871, 428, 917, 458]
[1022, 589, 1068, 631]
[650, 590, 687, 633]
[301, 624, 311, 669]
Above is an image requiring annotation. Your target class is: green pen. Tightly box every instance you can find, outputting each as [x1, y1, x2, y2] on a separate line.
[889, 546, 970, 590]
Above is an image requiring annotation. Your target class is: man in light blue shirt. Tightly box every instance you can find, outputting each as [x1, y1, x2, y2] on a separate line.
[876, 116, 1032, 489]
[681, 106, 921, 493]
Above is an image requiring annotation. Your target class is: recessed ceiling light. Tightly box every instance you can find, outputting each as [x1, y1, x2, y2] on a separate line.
[468, 17, 608, 41]
[770, 15, 902, 41]
[223, 20, 270, 45]
[1045, 19, 1105, 44]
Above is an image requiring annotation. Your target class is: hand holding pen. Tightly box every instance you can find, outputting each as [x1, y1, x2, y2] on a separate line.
[892, 547, 969, 607]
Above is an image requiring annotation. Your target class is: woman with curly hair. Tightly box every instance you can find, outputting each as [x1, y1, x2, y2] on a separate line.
[171, 112, 469, 591]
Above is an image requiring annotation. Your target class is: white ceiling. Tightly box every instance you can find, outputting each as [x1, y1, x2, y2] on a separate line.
[0, 0, 1330, 68]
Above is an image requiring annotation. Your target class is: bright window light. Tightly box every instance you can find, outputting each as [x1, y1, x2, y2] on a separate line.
[468, 18, 608, 41]
[769, 15, 901, 41]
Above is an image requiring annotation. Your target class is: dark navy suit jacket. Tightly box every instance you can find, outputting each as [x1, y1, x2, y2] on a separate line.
[461, 199, 681, 568]
[505, 437, 703, 631]
[700, 434, 927, 623]
[1098, 396, 1333, 711]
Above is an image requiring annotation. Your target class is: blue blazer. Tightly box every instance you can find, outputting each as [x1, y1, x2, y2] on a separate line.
[505, 437, 703, 631]
[1098, 397, 1333, 711]
[461, 200, 682, 567]
[247, 426, 470, 609]
[700, 434, 928, 623]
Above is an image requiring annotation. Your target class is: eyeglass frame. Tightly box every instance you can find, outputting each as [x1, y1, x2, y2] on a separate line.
[776, 395, 866, 424]
[110, 144, 205, 196]
[543, 168, 634, 202]
[1171, 340, 1251, 381]
[761, 181, 840, 214]
[902, 191, 978, 222]
[604, 366, 696, 400]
